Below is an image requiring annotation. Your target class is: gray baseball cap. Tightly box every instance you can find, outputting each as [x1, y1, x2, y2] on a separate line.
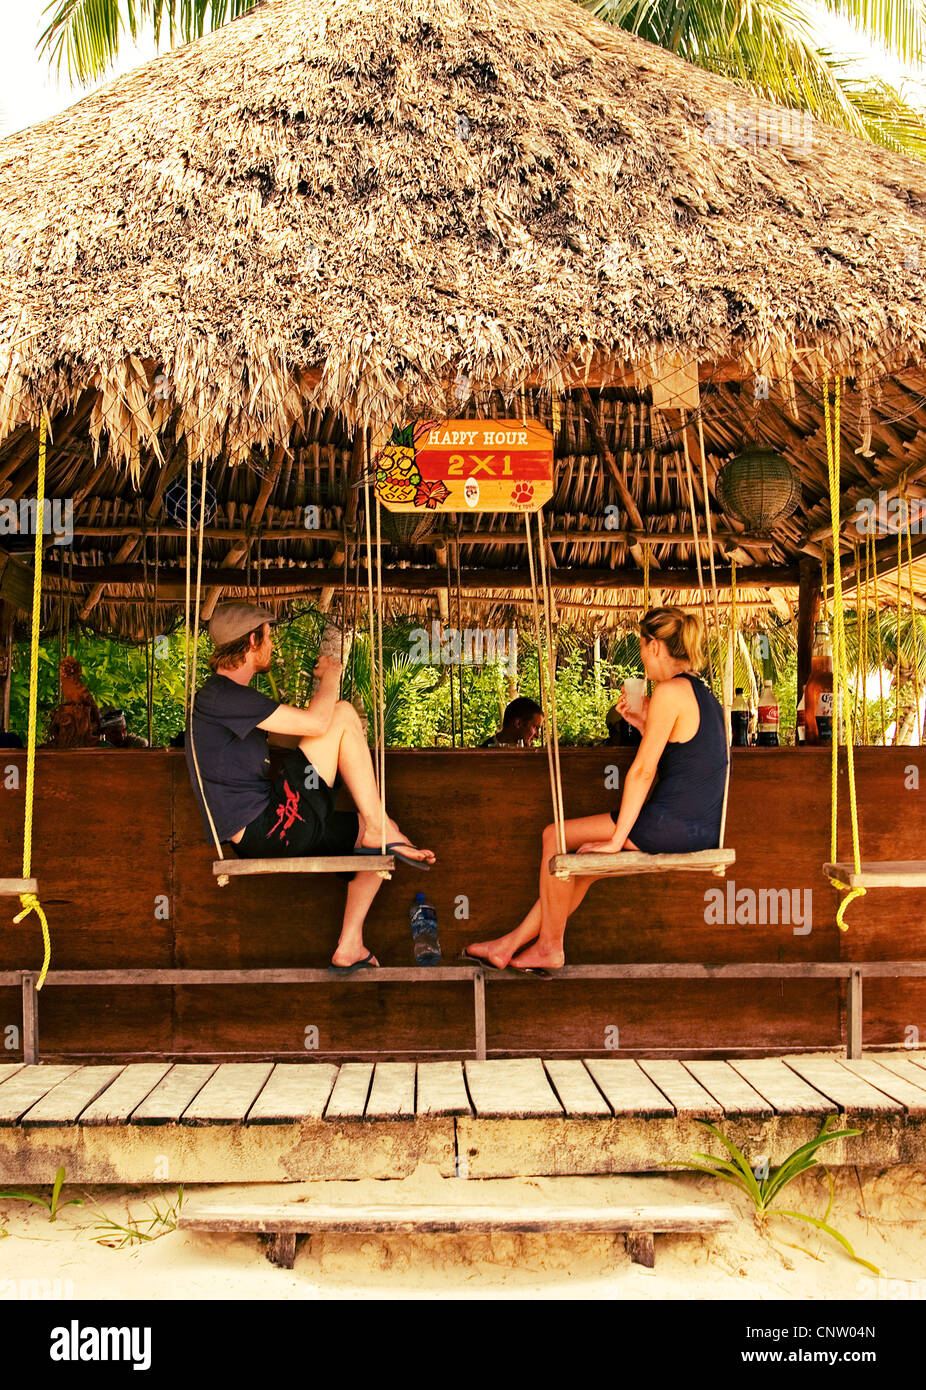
[208, 603, 276, 646]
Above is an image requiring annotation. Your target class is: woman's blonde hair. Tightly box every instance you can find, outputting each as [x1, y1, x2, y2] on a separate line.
[639, 606, 704, 669]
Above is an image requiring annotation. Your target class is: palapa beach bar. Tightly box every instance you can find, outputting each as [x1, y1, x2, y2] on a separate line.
[0, 0, 925, 1196]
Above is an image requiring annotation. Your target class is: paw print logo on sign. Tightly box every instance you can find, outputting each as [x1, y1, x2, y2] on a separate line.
[512, 482, 534, 508]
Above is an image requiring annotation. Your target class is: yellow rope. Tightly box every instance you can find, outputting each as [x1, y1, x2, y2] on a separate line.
[642, 541, 651, 615]
[869, 529, 887, 742]
[823, 378, 865, 929]
[889, 494, 895, 745]
[524, 511, 565, 859]
[13, 414, 51, 989]
[901, 476, 923, 744]
[852, 539, 863, 742]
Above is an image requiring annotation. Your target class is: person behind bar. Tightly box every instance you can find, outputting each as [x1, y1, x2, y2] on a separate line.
[465, 607, 726, 973]
[185, 603, 435, 972]
[481, 696, 544, 747]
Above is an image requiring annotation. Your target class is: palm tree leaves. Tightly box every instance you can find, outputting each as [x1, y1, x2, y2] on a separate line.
[39, 0, 259, 84]
[583, 0, 926, 154]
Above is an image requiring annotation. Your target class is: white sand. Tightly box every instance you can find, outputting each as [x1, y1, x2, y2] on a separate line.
[2, 1165, 925, 1301]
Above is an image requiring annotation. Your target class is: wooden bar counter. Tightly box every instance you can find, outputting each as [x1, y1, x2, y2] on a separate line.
[0, 747, 922, 1061]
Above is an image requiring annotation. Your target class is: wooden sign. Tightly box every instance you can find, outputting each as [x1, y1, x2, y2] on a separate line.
[373, 420, 554, 514]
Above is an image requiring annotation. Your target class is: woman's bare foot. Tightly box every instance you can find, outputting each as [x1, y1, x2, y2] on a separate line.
[464, 935, 529, 969]
[330, 947, 379, 968]
[508, 942, 566, 972]
[359, 815, 435, 865]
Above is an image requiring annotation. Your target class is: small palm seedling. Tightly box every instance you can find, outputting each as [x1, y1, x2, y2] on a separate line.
[92, 1187, 184, 1249]
[0, 1166, 82, 1222]
[679, 1116, 880, 1273]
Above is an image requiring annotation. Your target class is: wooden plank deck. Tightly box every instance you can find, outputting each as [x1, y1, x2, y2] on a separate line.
[79, 1064, 173, 1125]
[181, 1063, 275, 1125]
[246, 1063, 339, 1123]
[781, 1056, 904, 1117]
[0, 1055, 925, 1127]
[20, 1066, 125, 1126]
[130, 1064, 217, 1124]
[583, 1060, 675, 1117]
[416, 1061, 473, 1117]
[464, 1059, 564, 1118]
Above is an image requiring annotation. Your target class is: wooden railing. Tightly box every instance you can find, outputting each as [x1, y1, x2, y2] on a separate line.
[4, 961, 926, 1065]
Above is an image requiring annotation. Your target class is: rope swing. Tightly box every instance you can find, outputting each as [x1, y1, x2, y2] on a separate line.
[13, 413, 52, 989]
[822, 376, 865, 929]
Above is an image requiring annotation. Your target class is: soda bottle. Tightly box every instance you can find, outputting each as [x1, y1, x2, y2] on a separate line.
[410, 892, 441, 966]
[795, 692, 806, 745]
[731, 689, 750, 747]
[756, 679, 780, 746]
[803, 621, 834, 745]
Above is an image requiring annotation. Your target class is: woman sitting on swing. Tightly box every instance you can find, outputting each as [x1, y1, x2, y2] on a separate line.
[465, 607, 728, 973]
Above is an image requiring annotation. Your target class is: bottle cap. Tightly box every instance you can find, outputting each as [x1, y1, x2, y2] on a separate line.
[415, 891, 426, 903]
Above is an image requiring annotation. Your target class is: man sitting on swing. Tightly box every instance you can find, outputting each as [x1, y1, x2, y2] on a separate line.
[465, 607, 727, 973]
[186, 603, 435, 972]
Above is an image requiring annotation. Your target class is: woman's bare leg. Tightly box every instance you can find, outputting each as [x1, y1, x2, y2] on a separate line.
[298, 701, 433, 863]
[467, 813, 619, 967]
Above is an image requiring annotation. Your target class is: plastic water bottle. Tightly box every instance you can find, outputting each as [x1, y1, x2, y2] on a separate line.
[410, 892, 441, 966]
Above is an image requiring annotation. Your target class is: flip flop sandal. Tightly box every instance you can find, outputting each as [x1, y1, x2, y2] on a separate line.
[356, 842, 433, 871]
[328, 951, 378, 975]
[508, 962, 557, 980]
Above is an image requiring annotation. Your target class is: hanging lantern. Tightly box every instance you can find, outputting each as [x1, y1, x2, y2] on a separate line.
[716, 447, 801, 531]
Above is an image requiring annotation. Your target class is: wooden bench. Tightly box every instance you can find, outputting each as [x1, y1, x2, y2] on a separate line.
[178, 1199, 736, 1269]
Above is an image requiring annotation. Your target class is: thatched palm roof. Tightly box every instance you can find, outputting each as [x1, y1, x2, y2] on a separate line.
[1, 0, 926, 641]
[3, 0, 926, 462]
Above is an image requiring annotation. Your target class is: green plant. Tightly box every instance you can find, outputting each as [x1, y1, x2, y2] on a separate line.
[679, 1117, 880, 1273]
[0, 1165, 82, 1222]
[91, 1186, 184, 1248]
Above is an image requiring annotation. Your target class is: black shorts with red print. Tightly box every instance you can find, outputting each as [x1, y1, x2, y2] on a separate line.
[235, 749, 360, 859]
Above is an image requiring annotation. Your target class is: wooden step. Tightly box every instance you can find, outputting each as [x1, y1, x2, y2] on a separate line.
[550, 849, 735, 880]
[179, 1200, 736, 1268]
[825, 861, 926, 889]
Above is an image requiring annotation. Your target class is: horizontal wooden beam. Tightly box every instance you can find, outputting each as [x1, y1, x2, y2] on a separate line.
[44, 562, 800, 594]
[62, 524, 778, 548]
[3, 960, 924, 986]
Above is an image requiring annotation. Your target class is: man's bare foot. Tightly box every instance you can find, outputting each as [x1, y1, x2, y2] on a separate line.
[464, 937, 524, 969]
[508, 942, 565, 972]
[359, 815, 435, 865]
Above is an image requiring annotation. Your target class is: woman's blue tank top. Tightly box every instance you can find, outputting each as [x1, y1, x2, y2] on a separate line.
[648, 672, 728, 836]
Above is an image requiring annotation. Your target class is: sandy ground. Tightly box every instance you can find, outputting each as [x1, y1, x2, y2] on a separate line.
[1, 1165, 924, 1301]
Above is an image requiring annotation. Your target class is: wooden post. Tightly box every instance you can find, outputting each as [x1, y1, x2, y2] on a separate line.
[473, 972, 486, 1060]
[797, 557, 821, 703]
[847, 967, 863, 1060]
[21, 971, 39, 1064]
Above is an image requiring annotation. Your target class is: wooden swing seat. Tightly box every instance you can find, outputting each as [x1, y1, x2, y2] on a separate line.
[0, 878, 37, 895]
[825, 861, 926, 890]
[213, 856, 394, 886]
[550, 849, 735, 880]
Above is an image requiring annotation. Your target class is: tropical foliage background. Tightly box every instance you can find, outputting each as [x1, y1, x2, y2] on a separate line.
[9, 602, 926, 746]
[38, 0, 926, 153]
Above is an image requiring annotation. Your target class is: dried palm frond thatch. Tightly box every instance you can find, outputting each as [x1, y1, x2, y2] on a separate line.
[2, 0, 926, 470]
